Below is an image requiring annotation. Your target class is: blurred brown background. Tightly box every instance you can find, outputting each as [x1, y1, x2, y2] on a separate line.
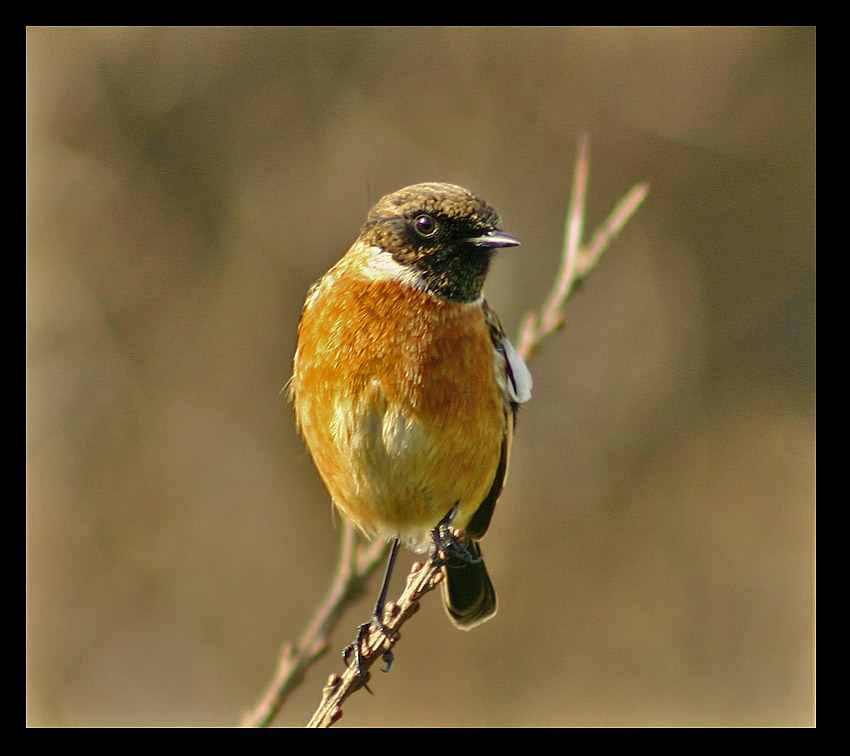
[26, 27, 815, 727]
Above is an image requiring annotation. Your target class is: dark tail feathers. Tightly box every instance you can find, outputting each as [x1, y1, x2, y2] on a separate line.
[442, 539, 497, 629]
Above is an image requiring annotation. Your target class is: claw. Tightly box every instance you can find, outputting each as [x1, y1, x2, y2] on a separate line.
[343, 621, 376, 693]
[430, 505, 482, 566]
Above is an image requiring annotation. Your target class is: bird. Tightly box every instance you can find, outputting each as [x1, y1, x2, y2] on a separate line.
[289, 182, 531, 678]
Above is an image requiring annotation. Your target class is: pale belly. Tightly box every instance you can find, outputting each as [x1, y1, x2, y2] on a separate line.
[311, 382, 503, 551]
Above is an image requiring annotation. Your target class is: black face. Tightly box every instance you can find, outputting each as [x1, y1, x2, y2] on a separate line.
[361, 183, 517, 302]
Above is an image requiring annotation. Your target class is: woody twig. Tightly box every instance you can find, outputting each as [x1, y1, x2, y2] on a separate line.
[516, 134, 650, 361]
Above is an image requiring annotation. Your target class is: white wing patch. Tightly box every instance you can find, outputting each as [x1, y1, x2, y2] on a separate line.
[502, 336, 532, 404]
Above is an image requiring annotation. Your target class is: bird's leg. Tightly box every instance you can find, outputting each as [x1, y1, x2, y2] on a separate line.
[430, 504, 483, 566]
[343, 537, 399, 693]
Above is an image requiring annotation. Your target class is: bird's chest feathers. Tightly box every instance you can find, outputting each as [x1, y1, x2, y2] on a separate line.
[295, 276, 503, 493]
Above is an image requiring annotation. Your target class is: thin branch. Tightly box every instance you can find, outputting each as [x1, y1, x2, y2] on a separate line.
[241, 526, 388, 727]
[516, 136, 650, 361]
[243, 135, 649, 727]
[306, 557, 445, 728]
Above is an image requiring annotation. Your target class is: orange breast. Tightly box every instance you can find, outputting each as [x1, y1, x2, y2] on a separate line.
[291, 272, 505, 549]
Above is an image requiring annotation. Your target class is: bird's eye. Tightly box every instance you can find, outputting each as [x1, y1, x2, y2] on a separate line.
[413, 214, 438, 237]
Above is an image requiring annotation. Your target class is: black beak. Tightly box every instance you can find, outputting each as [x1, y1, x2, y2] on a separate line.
[469, 231, 521, 249]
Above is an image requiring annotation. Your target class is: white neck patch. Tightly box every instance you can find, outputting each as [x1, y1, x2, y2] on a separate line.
[358, 245, 428, 290]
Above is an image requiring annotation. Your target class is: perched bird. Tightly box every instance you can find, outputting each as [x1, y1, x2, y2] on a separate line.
[290, 183, 531, 667]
